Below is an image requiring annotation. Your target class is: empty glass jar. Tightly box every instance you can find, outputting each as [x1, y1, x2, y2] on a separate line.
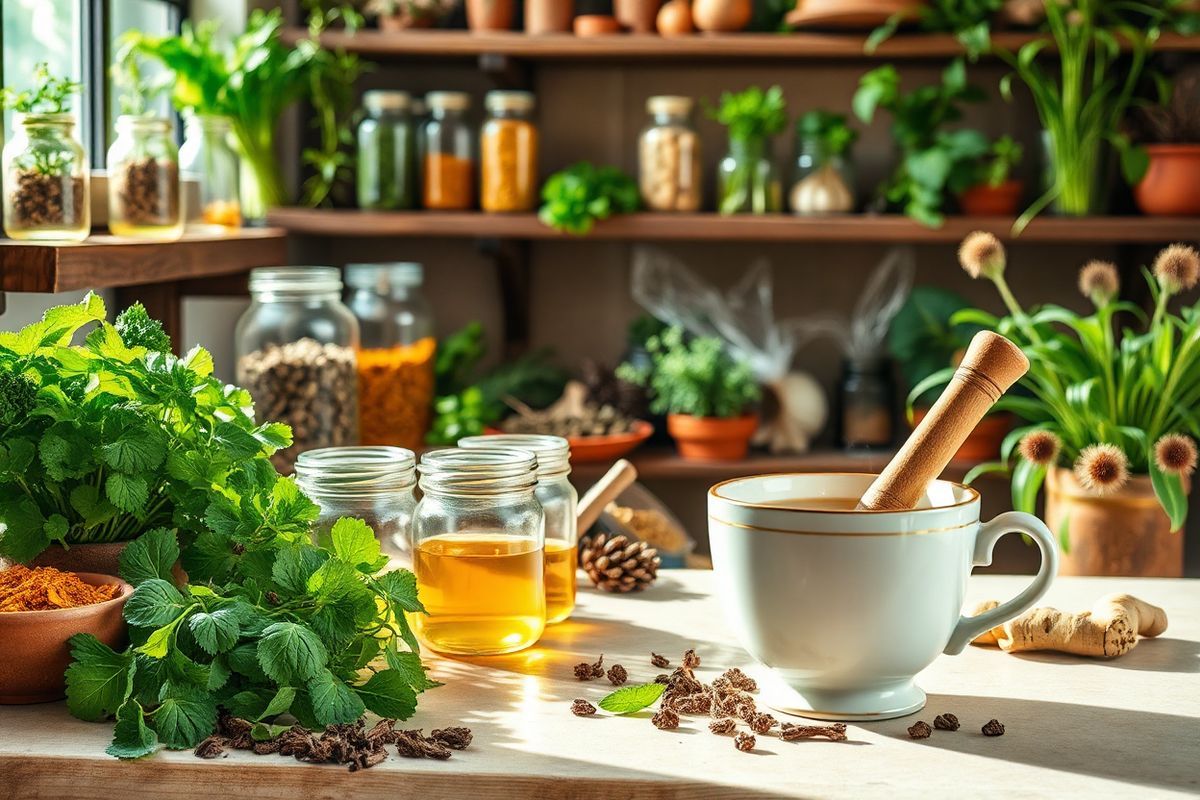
[235, 267, 361, 472]
[356, 90, 417, 210]
[458, 434, 577, 623]
[638, 95, 702, 212]
[412, 447, 546, 655]
[421, 91, 474, 210]
[179, 114, 241, 229]
[295, 446, 417, 562]
[2, 112, 89, 241]
[107, 115, 183, 239]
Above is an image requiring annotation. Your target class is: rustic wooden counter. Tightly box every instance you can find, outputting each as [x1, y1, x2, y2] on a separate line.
[3, 573, 1197, 799]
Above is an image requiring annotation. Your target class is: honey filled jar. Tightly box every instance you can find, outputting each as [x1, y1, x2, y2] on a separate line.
[412, 448, 546, 655]
[459, 434, 577, 623]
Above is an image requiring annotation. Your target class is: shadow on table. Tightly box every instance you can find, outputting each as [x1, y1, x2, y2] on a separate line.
[999, 636, 1200, 674]
[881, 693, 1200, 794]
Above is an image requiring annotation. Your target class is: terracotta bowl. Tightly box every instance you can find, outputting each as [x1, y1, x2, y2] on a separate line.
[486, 421, 655, 463]
[0, 572, 132, 704]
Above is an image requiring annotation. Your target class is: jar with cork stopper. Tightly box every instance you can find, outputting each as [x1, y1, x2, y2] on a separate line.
[638, 95, 702, 212]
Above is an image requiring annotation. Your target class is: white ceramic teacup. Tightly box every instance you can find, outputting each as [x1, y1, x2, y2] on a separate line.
[708, 473, 1058, 721]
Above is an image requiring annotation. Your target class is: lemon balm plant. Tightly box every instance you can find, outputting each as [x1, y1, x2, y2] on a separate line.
[918, 233, 1200, 573]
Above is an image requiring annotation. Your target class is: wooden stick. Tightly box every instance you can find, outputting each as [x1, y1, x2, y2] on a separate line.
[577, 459, 638, 533]
[858, 331, 1029, 511]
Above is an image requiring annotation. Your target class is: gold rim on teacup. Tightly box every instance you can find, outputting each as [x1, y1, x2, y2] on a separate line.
[708, 472, 981, 515]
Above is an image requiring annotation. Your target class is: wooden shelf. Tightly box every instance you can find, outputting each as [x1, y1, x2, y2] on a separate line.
[0, 227, 288, 293]
[286, 29, 1200, 62]
[268, 208, 1200, 245]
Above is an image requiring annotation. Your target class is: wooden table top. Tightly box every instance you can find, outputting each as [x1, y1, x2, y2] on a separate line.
[3, 572, 1197, 799]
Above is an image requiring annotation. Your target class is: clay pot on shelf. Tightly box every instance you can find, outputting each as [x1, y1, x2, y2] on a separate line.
[378, 10, 435, 29]
[466, 0, 515, 30]
[1134, 145, 1200, 216]
[614, 0, 663, 32]
[667, 413, 758, 461]
[786, 0, 922, 29]
[574, 14, 621, 34]
[526, 0, 575, 33]
[657, 0, 694, 34]
[911, 409, 1012, 463]
[1045, 467, 1186, 578]
[958, 180, 1024, 217]
[692, 0, 751, 31]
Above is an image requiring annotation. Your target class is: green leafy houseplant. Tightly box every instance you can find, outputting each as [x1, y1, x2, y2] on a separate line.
[708, 85, 788, 215]
[853, 61, 988, 227]
[888, 285, 982, 407]
[538, 162, 640, 235]
[867, 0, 1004, 61]
[0, 295, 433, 758]
[933, 234, 1200, 538]
[973, 135, 1023, 189]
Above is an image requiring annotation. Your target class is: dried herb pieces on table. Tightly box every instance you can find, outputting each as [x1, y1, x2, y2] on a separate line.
[734, 732, 757, 752]
[907, 721, 933, 740]
[572, 699, 597, 717]
[607, 664, 628, 685]
[780, 723, 847, 742]
[650, 652, 670, 669]
[933, 713, 960, 731]
[982, 719, 1006, 736]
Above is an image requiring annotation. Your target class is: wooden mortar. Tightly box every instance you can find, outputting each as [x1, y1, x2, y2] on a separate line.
[858, 331, 1029, 511]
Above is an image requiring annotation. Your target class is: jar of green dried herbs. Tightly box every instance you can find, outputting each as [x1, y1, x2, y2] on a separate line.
[357, 90, 417, 210]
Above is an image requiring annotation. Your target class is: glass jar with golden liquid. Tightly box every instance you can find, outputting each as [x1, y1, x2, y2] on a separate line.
[459, 434, 577, 623]
[412, 448, 546, 655]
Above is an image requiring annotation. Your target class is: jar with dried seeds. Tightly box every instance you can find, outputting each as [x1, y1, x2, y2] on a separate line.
[179, 114, 241, 229]
[421, 91, 474, 210]
[107, 115, 183, 239]
[236, 267, 361, 472]
[480, 90, 538, 212]
[345, 262, 436, 449]
[2, 113, 89, 241]
[638, 96, 702, 212]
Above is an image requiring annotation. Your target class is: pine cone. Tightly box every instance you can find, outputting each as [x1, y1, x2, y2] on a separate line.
[580, 533, 660, 592]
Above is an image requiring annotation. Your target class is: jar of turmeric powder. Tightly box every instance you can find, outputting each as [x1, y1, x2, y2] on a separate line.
[480, 91, 538, 213]
[421, 92, 474, 210]
[345, 262, 436, 450]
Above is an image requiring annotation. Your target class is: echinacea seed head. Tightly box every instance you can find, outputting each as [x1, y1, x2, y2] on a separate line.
[1019, 430, 1062, 466]
[1078, 260, 1119, 306]
[1153, 244, 1200, 294]
[1074, 443, 1130, 496]
[1154, 434, 1197, 478]
[958, 231, 1007, 281]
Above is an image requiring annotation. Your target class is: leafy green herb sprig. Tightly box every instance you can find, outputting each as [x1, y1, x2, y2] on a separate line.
[707, 85, 788, 143]
[795, 110, 858, 158]
[538, 162, 640, 235]
[0, 62, 81, 116]
[617, 326, 760, 419]
[975, 135, 1022, 189]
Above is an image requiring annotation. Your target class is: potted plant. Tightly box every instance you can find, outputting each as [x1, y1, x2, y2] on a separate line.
[708, 85, 788, 215]
[1132, 70, 1200, 217]
[889, 285, 1011, 460]
[853, 60, 988, 227]
[466, 0, 516, 29]
[789, 110, 858, 215]
[946, 232, 1200, 576]
[958, 135, 1023, 216]
[367, 0, 457, 29]
[617, 326, 760, 460]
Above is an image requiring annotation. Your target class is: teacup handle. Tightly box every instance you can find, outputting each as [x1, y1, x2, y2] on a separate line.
[943, 511, 1059, 655]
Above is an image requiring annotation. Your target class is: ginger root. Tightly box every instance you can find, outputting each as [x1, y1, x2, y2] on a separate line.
[969, 593, 1168, 658]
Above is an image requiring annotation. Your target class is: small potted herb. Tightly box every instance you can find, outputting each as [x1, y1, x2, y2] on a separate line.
[789, 110, 858, 215]
[538, 162, 640, 235]
[958, 135, 1024, 217]
[1132, 70, 1200, 217]
[367, 0, 456, 29]
[617, 326, 760, 461]
[853, 61, 988, 227]
[708, 85, 788, 215]
[0, 63, 88, 241]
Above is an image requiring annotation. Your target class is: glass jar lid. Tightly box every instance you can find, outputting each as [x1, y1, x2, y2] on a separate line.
[344, 262, 423, 293]
[418, 447, 538, 497]
[14, 112, 76, 129]
[485, 90, 535, 114]
[364, 90, 412, 116]
[457, 434, 570, 478]
[295, 446, 417, 496]
[425, 91, 471, 113]
[249, 266, 342, 297]
[116, 114, 172, 133]
[646, 96, 693, 117]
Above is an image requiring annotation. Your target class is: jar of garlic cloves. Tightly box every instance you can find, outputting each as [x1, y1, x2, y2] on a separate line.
[638, 95, 702, 212]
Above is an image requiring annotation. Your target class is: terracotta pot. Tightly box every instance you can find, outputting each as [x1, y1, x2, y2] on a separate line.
[466, 0, 515, 30]
[1045, 467, 1185, 577]
[692, 0, 751, 31]
[959, 180, 1023, 217]
[911, 409, 1012, 463]
[574, 14, 621, 34]
[1134, 144, 1200, 216]
[378, 11, 437, 30]
[614, 0, 663, 32]
[525, 0, 574, 32]
[0, 573, 132, 704]
[27, 540, 187, 586]
[667, 413, 758, 461]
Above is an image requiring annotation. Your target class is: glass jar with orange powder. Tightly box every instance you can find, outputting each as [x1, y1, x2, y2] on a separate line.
[480, 90, 538, 212]
[344, 262, 435, 450]
[421, 92, 474, 210]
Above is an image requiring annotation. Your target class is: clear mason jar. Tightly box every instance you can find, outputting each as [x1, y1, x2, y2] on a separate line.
[480, 90, 538, 212]
[717, 135, 781, 215]
[421, 91, 474, 210]
[357, 90, 417, 210]
[458, 434, 577, 623]
[345, 262, 436, 449]
[2, 113, 89, 241]
[294, 446, 417, 563]
[235, 267, 361, 473]
[638, 95, 702, 212]
[789, 136, 855, 216]
[412, 447, 546, 655]
[107, 115, 183, 240]
[179, 114, 241, 229]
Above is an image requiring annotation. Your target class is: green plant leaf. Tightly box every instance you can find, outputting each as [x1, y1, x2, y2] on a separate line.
[257, 686, 297, 721]
[187, 608, 241, 655]
[1150, 462, 1188, 532]
[353, 669, 418, 721]
[256, 622, 328, 685]
[118, 528, 180, 586]
[598, 682, 667, 715]
[153, 689, 218, 749]
[105, 472, 149, 514]
[65, 634, 135, 722]
[0, 495, 49, 563]
[323, 517, 385, 571]
[106, 699, 158, 759]
[384, 647, 442, 693]
[124, 579, 189, 628]
[376, 569, 424, 614]
[308, 669, 367, 726]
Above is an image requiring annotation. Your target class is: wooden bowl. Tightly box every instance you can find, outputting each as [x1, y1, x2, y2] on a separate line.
[0, 572, 132, 704]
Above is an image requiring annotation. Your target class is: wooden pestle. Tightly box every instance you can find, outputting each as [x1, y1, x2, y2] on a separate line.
[858, 331, 1029, 511]
[577, 459, 638, 533]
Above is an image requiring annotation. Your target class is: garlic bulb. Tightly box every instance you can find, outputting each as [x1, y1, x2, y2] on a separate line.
[753, 372, 828, 454]
[789, 163, 853, 215]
